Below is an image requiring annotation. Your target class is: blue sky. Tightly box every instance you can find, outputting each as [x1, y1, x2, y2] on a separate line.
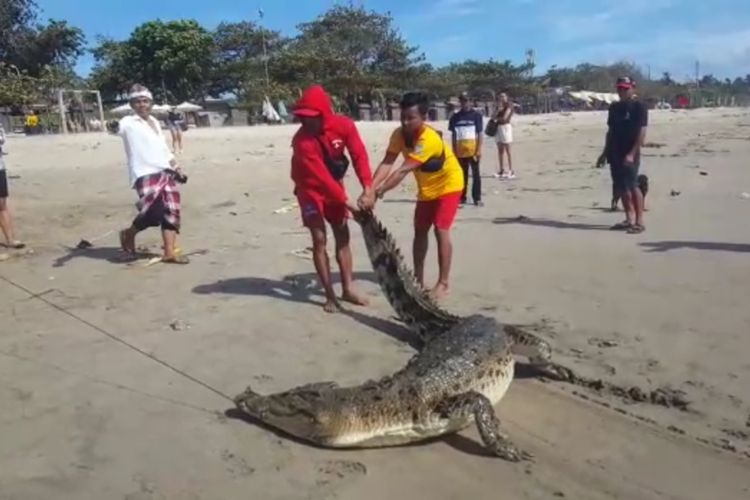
[37, 0, 750, 81]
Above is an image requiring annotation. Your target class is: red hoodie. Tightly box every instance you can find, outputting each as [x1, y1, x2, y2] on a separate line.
[291, 85, 372, 204]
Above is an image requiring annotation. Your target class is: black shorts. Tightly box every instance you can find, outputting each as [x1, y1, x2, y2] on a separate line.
[132, 196, 178, 232]
[609, 160, 640, 194]
[0, 170, 8, 198]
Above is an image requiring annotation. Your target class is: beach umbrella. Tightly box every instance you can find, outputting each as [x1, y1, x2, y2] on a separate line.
[175, 101, 202, 112]
[110, 103, 132, 115]
[151, 104, 172, 115]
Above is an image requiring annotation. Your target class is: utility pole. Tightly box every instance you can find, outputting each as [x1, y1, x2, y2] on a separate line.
[258, 7, 270, 88]
[695, 60, 700, 87]
[525, 48, 535, 78]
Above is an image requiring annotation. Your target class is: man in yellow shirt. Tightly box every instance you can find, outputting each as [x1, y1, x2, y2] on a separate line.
[370, 92, 464, 300]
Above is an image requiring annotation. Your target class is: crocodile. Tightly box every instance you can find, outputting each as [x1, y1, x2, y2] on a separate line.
[234, 212, 555, 461]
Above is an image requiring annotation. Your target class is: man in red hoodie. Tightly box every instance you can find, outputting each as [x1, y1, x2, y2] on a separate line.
[291, 85, 376, 313]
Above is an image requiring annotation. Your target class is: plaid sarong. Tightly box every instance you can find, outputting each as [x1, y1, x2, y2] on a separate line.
[133, 170, 181, 230]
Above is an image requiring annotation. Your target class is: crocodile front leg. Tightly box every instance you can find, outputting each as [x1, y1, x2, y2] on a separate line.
[436, 391, 533, 462]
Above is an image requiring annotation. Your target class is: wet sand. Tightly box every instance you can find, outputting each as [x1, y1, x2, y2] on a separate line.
[1, 107, 749, 499]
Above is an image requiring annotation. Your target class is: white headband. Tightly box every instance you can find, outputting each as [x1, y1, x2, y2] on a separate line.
[129, 90, 153, 101]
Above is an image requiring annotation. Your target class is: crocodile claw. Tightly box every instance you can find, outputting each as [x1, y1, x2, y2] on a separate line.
[494, 442, 535, 462]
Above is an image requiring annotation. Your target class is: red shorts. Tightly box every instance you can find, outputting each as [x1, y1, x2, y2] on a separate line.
[297, 193, 348, 228]
[414, 191, 462, 231]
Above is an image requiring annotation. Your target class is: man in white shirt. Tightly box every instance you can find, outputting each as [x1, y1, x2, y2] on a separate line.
[0, 123, 25, 249]
[108, 84, 189, 264]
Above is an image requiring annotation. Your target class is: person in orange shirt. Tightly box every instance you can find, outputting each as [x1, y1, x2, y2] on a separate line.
[370, 92, 464, 300]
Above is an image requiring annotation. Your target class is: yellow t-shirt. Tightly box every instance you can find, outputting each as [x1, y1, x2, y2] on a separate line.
[386, 126, 465, 201]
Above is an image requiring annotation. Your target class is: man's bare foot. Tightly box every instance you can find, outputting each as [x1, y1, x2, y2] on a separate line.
[162, 254, 190, 264]
[119, 229, 135, 253]
[429, 282, 450, 301]
[341, 289, 369, 307]
[323, 298, 342, 313]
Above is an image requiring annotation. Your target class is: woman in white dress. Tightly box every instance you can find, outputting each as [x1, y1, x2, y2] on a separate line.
[494, 92, 515, 179]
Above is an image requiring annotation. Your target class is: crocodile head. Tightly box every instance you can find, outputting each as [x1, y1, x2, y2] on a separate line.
[234, 383, 341, 446]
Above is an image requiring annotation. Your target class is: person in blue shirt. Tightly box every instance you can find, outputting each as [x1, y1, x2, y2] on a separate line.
[448, 92, 484, 206]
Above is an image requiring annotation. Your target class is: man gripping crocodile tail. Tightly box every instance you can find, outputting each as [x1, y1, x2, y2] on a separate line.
[290, 84, 376, 312]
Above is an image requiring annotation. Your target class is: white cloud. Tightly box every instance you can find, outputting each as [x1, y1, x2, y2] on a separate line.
[542, 27, 750, 79]
[423, 33, 475, 63]
[551, 12, 614, 42]
[435, 0, 483, 14]
[419, 0, 483, 20]
[549, 0, 675, 42]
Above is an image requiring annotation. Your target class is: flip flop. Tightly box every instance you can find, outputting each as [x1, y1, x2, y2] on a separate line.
[9, 241, 25, 249]
[626, 224, 645, 234]
[161, 255, 190, 265]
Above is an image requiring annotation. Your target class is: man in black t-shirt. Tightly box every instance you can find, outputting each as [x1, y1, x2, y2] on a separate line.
[597, 76, 648, 234]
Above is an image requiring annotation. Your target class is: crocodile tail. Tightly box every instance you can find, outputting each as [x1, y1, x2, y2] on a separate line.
[354, 211, 461, 342]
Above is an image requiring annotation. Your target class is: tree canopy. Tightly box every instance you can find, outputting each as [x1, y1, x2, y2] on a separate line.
[2, 3, 749, 110]
[89, 20, 214, 102]
[0, 0, 85, 105]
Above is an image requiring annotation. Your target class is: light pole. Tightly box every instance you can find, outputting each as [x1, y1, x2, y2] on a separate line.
[258, 7, 270, 88]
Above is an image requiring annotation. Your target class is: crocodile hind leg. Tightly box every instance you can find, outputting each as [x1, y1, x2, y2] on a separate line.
[437, 390, 533, 462]
[504, 325, 577, 381]
[504, 324, 552, 365]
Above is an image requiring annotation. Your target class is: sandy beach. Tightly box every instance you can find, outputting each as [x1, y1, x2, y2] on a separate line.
[1, 107, 749, 499]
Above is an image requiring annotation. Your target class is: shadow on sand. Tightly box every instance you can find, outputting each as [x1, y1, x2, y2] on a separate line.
[52, 246, 156, 268]
[493, 216, 613, 231]
[639, 241, 750, 253]
[192, 272, 420, 349]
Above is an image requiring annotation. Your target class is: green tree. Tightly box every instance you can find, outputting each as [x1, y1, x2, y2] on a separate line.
[0, 1, 84, 105]
[0, 62, 83, 106]
[0, 0, 84, 77]
[209, 21, 288, 103]
[89, 19, 214, 102]
[88, 37, 131, 100]
[546, 61, 644, 91]
[0, 0, 39, 61]
[274, 5, 424, 112]
[438, 59, 532, 99]
[660, 72, 675, 85]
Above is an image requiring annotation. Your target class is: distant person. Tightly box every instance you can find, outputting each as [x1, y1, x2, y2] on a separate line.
[290, 84, 375, 313]
[107, 84, 189, 264]
[448, 91, 484, 206]
[494, 92, 515, 179]
[371, 92, 465, 300]
[596, 76, 648, 234]
[0, 123, 24, 249]
[166, 108, 183, 154]
[24, 110, 40, 135]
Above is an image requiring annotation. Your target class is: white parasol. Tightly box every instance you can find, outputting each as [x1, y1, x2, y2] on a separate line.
[109, 103, 132, 115]
[151, 104, 172, 115]
[175, 101, 203, 112]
